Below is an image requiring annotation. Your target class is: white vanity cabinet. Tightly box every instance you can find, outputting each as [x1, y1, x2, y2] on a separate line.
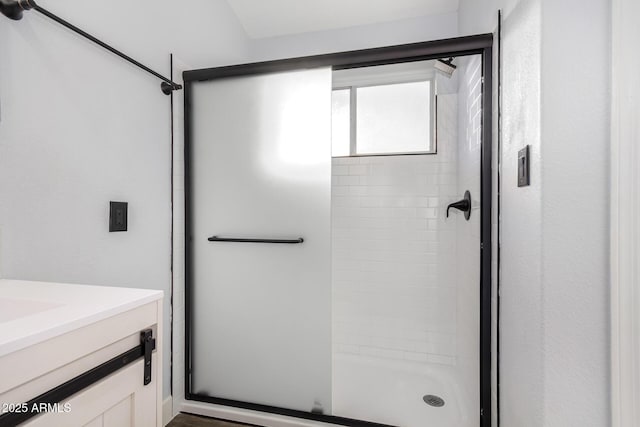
[0, 280, 163, 427]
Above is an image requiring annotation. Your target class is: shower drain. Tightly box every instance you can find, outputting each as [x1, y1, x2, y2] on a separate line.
[423, 395, 445, 407]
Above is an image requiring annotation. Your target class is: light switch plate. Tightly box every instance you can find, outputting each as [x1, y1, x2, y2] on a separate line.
[518, 145, 530, 187]
[109, 201, 128, 232]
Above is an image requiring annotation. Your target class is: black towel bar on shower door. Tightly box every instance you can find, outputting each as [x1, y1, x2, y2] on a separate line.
[208, 236, 304, 244]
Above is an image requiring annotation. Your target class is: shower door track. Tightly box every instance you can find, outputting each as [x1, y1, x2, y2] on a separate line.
[183, 33, 494, 427]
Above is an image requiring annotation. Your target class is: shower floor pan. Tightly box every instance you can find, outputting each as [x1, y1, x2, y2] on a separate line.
[332, 354, 477, 427]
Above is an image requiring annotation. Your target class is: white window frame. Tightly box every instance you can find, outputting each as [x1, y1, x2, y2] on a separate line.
[332, 77, 437, 157]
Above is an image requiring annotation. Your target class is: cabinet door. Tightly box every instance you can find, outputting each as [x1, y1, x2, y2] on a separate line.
[24, 357, 157, 427]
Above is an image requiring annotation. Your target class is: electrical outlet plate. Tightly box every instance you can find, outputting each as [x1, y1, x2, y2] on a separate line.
[109, 201, 128, 232]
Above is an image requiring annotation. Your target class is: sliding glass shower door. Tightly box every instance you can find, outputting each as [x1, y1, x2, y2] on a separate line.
[188, 68, 333, 413]
[184, 43, 493, 427]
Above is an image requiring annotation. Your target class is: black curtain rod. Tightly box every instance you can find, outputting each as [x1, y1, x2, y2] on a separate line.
[0, 0, 182, 95]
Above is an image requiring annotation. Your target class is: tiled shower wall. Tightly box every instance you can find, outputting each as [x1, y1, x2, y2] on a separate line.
[331, 94, 459, 365]
[454, 55, 483, 408]
[456, 56, 483, 361]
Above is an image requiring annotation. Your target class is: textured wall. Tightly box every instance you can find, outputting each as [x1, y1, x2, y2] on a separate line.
[540, 0, 610, 424]
[458, 0, 611, 425]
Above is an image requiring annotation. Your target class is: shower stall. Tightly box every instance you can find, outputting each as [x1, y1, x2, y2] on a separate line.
[180, 35, 493, 427]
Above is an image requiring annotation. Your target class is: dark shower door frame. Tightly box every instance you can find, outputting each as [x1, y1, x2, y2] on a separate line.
[182, 33, 493, 427]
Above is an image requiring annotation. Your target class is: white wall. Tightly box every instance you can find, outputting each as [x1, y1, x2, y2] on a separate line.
[247, 12, 458, 62]
[0, 0, 250, 399]
[496, 2, 544, 425]
[540, 1, 610, 424]
[458, 0, 611, 425]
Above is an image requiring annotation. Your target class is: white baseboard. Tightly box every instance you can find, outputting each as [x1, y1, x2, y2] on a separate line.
[163, 396, 174, 426]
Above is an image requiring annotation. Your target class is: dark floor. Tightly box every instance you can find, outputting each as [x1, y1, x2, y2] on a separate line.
[167, 413, 260, 427]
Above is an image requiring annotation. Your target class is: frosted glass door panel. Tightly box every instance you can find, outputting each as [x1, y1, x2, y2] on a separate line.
[189, 68, 332, 414]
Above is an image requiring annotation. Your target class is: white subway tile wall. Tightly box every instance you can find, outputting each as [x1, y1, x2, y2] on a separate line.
[454, 54, 483, 415]
[331, 94, 459, 366]
[456, 55, 483, 338]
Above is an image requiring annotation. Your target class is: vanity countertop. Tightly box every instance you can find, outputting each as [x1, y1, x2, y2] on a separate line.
[0, 279, 162, 358]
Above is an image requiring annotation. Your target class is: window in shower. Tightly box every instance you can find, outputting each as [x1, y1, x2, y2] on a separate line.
[331, 79, 435, 157]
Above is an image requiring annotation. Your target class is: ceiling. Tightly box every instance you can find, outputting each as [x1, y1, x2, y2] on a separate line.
[226, 0, 459, 39]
